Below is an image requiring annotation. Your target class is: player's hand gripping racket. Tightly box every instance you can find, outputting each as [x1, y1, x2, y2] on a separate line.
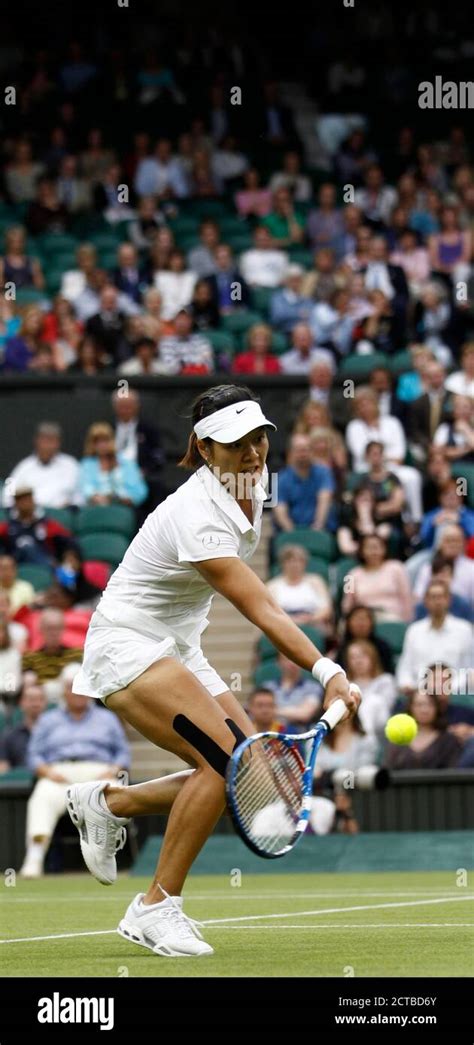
[225, 695, 351, 858]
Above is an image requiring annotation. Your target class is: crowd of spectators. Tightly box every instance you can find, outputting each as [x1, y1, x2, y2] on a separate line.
[0, 14, 473, 853]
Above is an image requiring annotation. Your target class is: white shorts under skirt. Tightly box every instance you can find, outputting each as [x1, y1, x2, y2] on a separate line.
[72, 610, 229, 703]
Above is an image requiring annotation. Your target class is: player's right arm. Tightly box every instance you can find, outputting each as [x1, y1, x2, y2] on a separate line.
[194, 556, 359, 719]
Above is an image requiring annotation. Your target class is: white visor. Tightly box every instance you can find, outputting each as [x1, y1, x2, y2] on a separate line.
[193, 400, 277, 443]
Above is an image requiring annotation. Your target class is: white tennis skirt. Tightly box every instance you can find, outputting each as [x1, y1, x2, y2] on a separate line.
[73, 610, 228, 703]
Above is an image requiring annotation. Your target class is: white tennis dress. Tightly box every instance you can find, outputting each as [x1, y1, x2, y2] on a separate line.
[73, 464, 268, 703]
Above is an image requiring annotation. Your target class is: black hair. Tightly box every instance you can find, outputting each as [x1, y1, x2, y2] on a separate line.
[178, 384, 259, 469]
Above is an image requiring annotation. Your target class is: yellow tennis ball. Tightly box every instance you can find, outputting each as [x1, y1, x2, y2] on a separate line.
[385, 714, 418, 745]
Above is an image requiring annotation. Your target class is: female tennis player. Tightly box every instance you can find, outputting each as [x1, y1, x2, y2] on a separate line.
[67, 384, 359, 957]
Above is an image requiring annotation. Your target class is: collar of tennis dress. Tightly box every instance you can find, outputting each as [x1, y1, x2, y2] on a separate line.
[193, 401, 277, 443]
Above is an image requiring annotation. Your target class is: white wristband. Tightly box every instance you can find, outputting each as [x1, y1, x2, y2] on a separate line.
[312, 657, 346, 688]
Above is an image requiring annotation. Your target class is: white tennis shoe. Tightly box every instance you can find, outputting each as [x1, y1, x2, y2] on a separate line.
[117, 890, 213, 957]
[66, 781, 129, 885]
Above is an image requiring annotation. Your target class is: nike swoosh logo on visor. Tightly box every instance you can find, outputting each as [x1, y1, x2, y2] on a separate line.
[236, 408, 246, 414]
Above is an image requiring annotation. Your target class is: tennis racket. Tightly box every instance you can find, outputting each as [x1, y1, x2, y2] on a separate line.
[225, 695, 350, 859]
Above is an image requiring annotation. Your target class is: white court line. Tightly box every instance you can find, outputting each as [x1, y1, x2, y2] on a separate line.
[198, 923, 474, 930]
[1, 889, 469, 904]
[1, 894, 472, 944]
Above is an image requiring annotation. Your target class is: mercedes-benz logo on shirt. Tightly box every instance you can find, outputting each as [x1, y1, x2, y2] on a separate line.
[202, 533, 221, 548]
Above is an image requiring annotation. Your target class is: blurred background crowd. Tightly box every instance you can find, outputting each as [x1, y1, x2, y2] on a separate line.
[0, 0, 472, 864]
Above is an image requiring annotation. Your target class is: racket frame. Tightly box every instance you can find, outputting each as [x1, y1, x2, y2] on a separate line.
[226, 698, 347, 859]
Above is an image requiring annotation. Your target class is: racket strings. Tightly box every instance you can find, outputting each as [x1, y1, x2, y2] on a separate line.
[231, 737, 305, 855]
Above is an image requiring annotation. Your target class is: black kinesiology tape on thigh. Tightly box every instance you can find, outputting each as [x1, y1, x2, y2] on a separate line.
[225, 717, 247, 750]
[172, 715, 247, 777]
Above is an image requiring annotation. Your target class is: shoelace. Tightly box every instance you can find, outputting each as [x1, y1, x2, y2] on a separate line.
[105, 825, 127, 857]
[154, 884, 205, 942]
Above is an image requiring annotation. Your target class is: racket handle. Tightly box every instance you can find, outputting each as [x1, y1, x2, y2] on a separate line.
[320, 698, 348, 731]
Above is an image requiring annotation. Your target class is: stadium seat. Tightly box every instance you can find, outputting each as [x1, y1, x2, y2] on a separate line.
[338, 353, 389, 380]
[0, 767, 33, 783]
[270, 331, 288, 355]
[17, 564, 54, 591]
[374, 621, 407, 655]
[169, 217, 200, 236]
[275, 529, 336, 562]
[45, 270, 65, 295]
[14, 289, 48, 306]
[44, 507, 75, 530]
[89, 232, 121, 252]
[270, 555, 330, 581]
[251, 287, 274, 317]
[205, 330, 236, 354]
[175, 234, 200, 253]
[330, 556, 358, 603]
[287, 247, 314, 268]
[253, 659, 281, 686]
[37, 233, 78, 255]
[219, 216, 249, 235]
[387, 349, 412, 375]
[258, 624, 326, 661]
[99, 250, 119, 270]
[221, 310, 264, 335]
[181, 199, 228, 219]
[78, 532, 129, 566]
[74, 504, 136, 538]
[343, 471, 363, 492]
[228, 233, 253, 253]
[451, 462, 474, 508]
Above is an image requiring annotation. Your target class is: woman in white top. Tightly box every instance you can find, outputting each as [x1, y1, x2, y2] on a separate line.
[0, 612, 22, 702]
[266, 543, 333, 635]
[154, 248, 196, 321]
[345, 639, 397, 739]
[346, 386, 422, 521]
[68, 384, 358, 958]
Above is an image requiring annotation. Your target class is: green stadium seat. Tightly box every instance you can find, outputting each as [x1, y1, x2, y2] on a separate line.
[387, 349, 412, 375]
[170, 217, 200, 236]
[99, 250, 119, 270]
[175, 235, 200, 253]
[251, 287, 274, 317]
[374, 621, 407, 655]
[14, 288, 48, 306]
[270, 331, 288, 355]
[258, 624, 326, 661]
[44, 507, 75, 530]
[89, 232, 121, 252]
[74, 505, 136, 538]
[79, 532, 129, 566]
[227, 233, 253, 253]
[45, 269, 65, 295]
[287, 247, 314, 268]
[253, 660, 281, 686]
[451, 463, 474, 509]
[452, 693, 474, 709]
[205, 330, 236, 354]
[270, 555, 330, 581]
[331, 556, 358, 603]
[17, 564, 53, 591]
[275, 529, 336, 562]
[221, 310, 264, 335]
[219, 217, 249, 235]
[338, 353, 389, 380]
[38, 234, 78, 255]
[181, 199, 228, 219]
[0, 767, 33, 783]
[344, 471, 364, 492]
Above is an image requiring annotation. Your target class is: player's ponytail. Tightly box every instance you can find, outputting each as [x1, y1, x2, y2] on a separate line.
[178, 384, 259, 470]
[178, 431, 208, 469]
